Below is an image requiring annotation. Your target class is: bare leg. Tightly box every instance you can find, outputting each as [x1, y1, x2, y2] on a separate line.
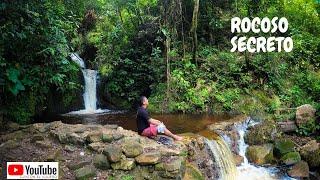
[163, 128, 183, 141]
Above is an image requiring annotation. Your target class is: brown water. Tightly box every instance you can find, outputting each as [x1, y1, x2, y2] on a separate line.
[58, 112, 233, 134]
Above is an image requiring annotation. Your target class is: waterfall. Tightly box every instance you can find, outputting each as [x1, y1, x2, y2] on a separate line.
[235, 118, 294, 180]
[206, 137, 238, 180]
[68, 53, 109, 114]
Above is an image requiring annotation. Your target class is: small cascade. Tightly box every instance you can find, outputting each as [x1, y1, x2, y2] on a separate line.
[235, 118, 294, 180]
[205, 136, 238, 180]
[68, 53, 109, 114]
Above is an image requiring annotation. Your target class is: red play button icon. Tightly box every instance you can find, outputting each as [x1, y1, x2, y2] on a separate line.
[8, 164, 24, 175]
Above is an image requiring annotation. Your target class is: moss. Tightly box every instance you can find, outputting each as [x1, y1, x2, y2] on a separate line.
[280, 152, 301, 165]
[301, 149, 320, 168]
[274, 139, 295, 158]
[184, 163, 204, 180]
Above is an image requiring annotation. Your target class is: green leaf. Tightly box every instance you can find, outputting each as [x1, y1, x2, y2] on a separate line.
[6, 68, 20, 83]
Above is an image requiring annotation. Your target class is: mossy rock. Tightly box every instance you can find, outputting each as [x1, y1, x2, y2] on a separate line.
[184, 163, 204, 180]
[246, 144, 275, 165]
[300, 149, 320, 168]
[74, 165, 96, 180]
[93, 154, 110, 170]
[281, 152, 301, 165]
[244, 120, 280, 145]
[274, 139, 295, 158]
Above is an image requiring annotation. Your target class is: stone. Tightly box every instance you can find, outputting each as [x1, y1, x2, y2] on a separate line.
[159, 147, 181, 156]
[163, 157, 183, 172]
[103, 146, 122, 163]
[88, 142, 106, 153]
[104, 124, 118, 129]
[122, 142, 143, 158]
[287, 161, 309, 178]
[300, 148, 320, 168]
[7, 121, 20, 132]
[281, 152, 301, 165]
[246, 144, 274, 165]
[296, 104, 316, 127]
[74, 165, 96, 180]
[47, 149, 64, 162]
[111, 158, 135, 170]
[274, 139, 295, 158]
[184, 162, 205, 180]
[135, 152, 161, 165]
[30, 135, 45, 143]
[112, 133, 124, 141]
[277, 121, 297, 133]
[0, 140, 19, 150]
[68, 160, 91, 170]
[300, 140, 319, 153]
[67, 133, 85, 145]
[86, 132, 102, 143]
[244, 120, 280, 145]
[64, 145, 76, 152]
[101, 133, 113, 143]
[233, 154, 244, 166]
[35, 141, 52, 148]
[155, 163, 165, 171]
[93, 154, 110, 170]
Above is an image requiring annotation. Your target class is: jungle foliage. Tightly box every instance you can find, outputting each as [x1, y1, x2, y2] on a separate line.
[0, 0, 319, 124]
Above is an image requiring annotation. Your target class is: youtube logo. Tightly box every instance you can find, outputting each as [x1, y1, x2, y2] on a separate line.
[8, 164, 24, 175]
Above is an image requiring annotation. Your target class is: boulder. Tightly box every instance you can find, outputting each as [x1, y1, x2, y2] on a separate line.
[101, 133, 113, 143]
[295, 104, 316, 127]
[233, 154, 244, 166]
[274, 139, 295, 158]
[277, 121, 297, 133]
[86, 132, 102, 143]
[111, 158, 135, 170]
[122, 141, 143, 158]
[244, 120, 280, 145]
[135, 152, 161, 165]
[67, 133, 85, 145]
[281, 152, 301, 165]
[93, 154, 110, 170]
[184, 162, 205, 180]
[300, 148, 320, 168]
[88, 142, 106, 153]
[246, 144, 274, 165]
[112, 133, 124, 141]
[68, 160, 91, 170]
[74, 165, 96, 180]
[30, 135, 45, 143]
[287, 161, 309, 178]
[103, 146, 122, 163]
[163, 157, 183, 172]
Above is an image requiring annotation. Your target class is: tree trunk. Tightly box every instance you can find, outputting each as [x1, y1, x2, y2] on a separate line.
[191, 0, 199, 65]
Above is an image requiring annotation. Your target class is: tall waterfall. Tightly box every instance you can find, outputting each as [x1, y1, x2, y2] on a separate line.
[68, 53, 109, 114]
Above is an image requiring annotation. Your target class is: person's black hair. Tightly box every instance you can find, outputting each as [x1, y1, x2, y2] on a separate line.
[140, 96, 147, 106]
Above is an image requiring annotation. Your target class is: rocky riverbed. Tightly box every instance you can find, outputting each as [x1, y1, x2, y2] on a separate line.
[0, 121, 220, 179]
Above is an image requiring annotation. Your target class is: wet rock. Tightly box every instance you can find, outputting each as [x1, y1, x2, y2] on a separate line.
[88, 142, 106, 153]
[93, 154, 110, 170]
[184, 162, 204, 180]
[296, 104, 316, 127]
[274, 139, 295, 158]
[122, 141, 143, 158]
[233, 154, 244, 166]
[111, 158, 135, 170]
[288, 161, 309, 178]
[135, 152, 161, 165]
[281, 152, 301, 165]
[244, 120, 280, 145]
[246, 144, 274, 165]
[159, 147, 181, 156]
[74, 165, 96, 180]
[101, 133, 113, 143]
[103, 146, 122, 163]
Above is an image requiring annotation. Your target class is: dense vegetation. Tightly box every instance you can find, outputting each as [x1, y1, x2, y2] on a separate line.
[0, 0, 319, 128]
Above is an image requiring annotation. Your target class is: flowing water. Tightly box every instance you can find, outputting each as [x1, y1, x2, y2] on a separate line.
[68, 53, 109, 114]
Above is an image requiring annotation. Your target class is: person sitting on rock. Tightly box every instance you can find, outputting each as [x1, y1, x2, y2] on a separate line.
[136, 96, 183, 141]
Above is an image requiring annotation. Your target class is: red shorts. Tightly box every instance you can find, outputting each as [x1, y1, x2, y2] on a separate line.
[141, 124, 158, 137]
